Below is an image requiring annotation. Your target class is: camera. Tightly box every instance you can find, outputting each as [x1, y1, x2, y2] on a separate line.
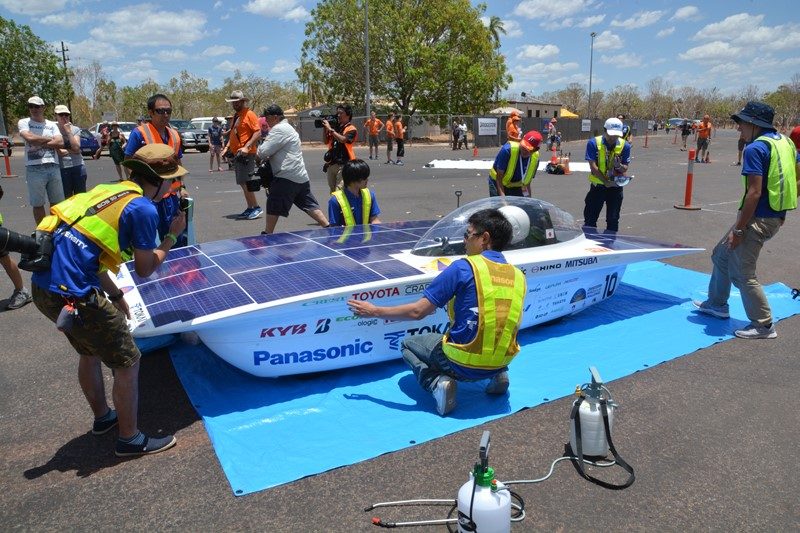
[313, 114, 338, 129]
[246, 161, 274, 192]
[179, 197, 192, 213]
[0, 227, 53, 272]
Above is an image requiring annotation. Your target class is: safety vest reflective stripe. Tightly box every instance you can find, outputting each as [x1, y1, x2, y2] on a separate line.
[328, 123, 358, 161]
[136, 124, 183, 195]
[489, 142, 539, 187]
[590, 136, 624, 185]
[48, 181, 143, 272]
[442, 255, 526, 370]
[332, 188, 371, 227]
[739, 134, 798, 212]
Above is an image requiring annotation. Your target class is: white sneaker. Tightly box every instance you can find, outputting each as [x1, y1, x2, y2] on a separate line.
[692, 300, 730, 319]
[431, 376, 457, 416]
[485, 370, 509, 395]
[734, 323, 777, 339]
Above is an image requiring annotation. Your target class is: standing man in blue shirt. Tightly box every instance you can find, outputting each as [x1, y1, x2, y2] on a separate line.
[583, 117, 632, 233]
[489, 130, 541, 197]
[693, 101, 799, 339]
[347, 208, 526, 416]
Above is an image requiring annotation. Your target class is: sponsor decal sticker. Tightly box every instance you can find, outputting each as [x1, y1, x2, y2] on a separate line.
[253, 339, 374, 366]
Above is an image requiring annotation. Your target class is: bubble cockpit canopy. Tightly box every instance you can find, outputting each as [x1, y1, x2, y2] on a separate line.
[411, 197, 581, 257]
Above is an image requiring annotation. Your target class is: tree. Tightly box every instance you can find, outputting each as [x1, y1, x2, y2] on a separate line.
[0, 16, 70, 133]
[298, 0, 508, 115]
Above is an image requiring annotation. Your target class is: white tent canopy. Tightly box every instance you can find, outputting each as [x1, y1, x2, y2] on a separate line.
[488, 106, 523, 115]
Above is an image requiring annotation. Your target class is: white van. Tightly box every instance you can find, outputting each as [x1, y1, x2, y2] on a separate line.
[191, 116, 227, 131]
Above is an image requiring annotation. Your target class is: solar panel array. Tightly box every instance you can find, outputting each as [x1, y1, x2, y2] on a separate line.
[127, 222, 434, 328]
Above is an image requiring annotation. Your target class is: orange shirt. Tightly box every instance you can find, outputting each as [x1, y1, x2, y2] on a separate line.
[385, 120, 395, 139]
[364, 118, 383, 136]
[227, 108, 259, 154]
[698, 120, 712, 139]
[506, 117, 521, 141]
[394, 120, 405, 140]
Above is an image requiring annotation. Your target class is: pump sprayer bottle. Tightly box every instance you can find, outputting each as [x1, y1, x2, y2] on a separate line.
[456, 431, 511, 533]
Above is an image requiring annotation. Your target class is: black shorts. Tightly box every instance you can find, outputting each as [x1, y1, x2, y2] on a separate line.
[266, 178, 321, 218]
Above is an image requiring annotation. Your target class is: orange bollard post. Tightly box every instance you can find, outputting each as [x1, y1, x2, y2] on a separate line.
[674, 149, 701, 210]
[1, 139, 18, 178]
[672, 132, 677, 144]
[472, 145, 478, 157]
[644, 130, 649, 148]
[550, 145, 557, 164]
[562, 153, 571, 174]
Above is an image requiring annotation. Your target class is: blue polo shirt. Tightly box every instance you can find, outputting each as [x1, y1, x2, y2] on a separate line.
[424, 250, 507, 380]
[124, 127, 184, 158]
[491, 142, 537, 186]
[741, 130, 800, 218]
[327, 188, 381, 226]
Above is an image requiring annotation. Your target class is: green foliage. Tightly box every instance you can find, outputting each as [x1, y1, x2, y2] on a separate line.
[0, 16, 70, 132]
[298, 0, 508, 115]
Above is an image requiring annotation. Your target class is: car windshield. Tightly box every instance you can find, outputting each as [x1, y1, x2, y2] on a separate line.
[118, 123, 136, 133]
[411, 197, 581, 257]
[170, 120, 191, 130]
[79, 129, 94, 138]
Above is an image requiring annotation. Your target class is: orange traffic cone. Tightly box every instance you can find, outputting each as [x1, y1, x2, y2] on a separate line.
[472, 146, 478, 157]
[550, 146, 557, 164]
[562, 154, 571, 174]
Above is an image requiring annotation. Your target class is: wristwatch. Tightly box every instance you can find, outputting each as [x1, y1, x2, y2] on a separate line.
[732, 228, 744, 237]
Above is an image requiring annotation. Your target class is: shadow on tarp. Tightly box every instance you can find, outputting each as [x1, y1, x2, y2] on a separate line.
[169, 261, 799, 495]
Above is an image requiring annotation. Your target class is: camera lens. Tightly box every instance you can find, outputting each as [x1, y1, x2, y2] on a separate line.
[0, 227, 39, 255]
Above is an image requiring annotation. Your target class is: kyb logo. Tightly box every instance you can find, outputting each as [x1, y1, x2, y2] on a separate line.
[260, 323, 307, 338]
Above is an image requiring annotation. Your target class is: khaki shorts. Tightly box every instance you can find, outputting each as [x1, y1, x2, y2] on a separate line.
[32, 284, 141, 369]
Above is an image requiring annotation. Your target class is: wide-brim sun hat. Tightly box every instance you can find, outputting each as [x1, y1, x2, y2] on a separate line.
[731, 101, 774, 129]
[225, 90, 248, 102]
[121, 144, 188, 181]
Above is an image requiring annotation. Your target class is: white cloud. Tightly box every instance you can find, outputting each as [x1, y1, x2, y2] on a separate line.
[657, 27, 675, 38]
[550, 73, 589, 85]
[593, 30, 623, 50]
[271, 59, 298, 74]
[55, 39, 123, 65]
[154, 50, 187, 62]
[694, 13, 759, 41]
[215, 60, 258, 72]
[516, 44, 560, 61]
[0, 0, 66, 15]
[513, 0, 595, 20]
[707, 62, 740, 77]
[671, 6, 700, 21]
[679, 41, 741, 61]
[203, 45, 235, 57]
[611, 10, 664, 30]
[258, 46, 270, 53]
[89, 5, 207, 46]
[502, 20, 522, 38]
[40, 11, 92, 28]
[119, 60, 158, 81]
[284, 6, 310, 21]
[213, 0, 222, 8]
[245, 0, 308, 20]
[576, 15, 605, 28]
[516, 61, 579, 77]
[599, 53, 643, 69]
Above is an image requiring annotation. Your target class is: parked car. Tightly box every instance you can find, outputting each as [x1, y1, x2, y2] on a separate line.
[190, 116, 224, 131]
[89, 121, 137, 142]
[79, 128, 100, 157]
[667, 117, 688, 129]
[0, 134, 12, 156]
[170, 119, 209, 152]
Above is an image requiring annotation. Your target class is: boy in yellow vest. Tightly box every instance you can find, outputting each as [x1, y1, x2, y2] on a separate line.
[348, 208, 526, 416]
[327, 159, 381, 226]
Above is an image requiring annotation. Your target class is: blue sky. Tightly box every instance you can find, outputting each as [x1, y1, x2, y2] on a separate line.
[1, 0, 799, 96]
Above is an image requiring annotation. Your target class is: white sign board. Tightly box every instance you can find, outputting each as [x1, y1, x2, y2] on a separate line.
[581, 119, 591, 132]
[477, 118, 498, 136]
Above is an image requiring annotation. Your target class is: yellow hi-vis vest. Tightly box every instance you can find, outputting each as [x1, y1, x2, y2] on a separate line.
[332, 188, 372, 227]
[739, 134, 798, 212]
[590, 136, 625, 185]
[39, 182, 143, 273]
[489, 141, 539, 188]
[442, 255, 526, 370]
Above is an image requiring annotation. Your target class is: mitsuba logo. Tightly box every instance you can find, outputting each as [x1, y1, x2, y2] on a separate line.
[384, 322, 449, 351]
[253, 339, 374, 366]
[351, 287, 400, 300]
[260, 323, 307, 337]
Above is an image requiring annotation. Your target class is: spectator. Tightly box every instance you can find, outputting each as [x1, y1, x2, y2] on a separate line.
[693, 101, 799, 339]
[53, 105, 86, 198]
[680, 119, 691, 150]
[208, 117, 224, 172]
[583, 117, 632, 233]
[363, 111, 384, 160]
[18, 96, 65, 224]
[733, 137, 745, 166]
[108, 122, 127, 181]
[394, 113, 406, 166]
[696, 115, 713, 163]
[617, 114, 631, 142]
[347, 208, 526, 416]
[328, 159, 381, 226]
[489, 130, 542, 198]
[30, 143, 187, 456]
[322, 104, 358, 192]
[458, 119, 469, 150]
[789, 125, 800, 153]
[384, 112, 395, 164]
[257, 104, 328, 234]
[257, 113, 270, 144]
[0, 185, 32, 310]
[506, 110, 521, 142]
[452, 119, 460, 150]
[223, 90, 262, 220]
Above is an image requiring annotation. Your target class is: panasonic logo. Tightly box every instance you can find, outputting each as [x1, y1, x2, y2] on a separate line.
[253, 339, 374, 366]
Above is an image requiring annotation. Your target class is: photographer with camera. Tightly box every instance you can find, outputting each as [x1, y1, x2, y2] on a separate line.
[223, 90, 263, 220]
[257, 105, 329, 234]
[0, 185, 33, 310]
[322, 104, 358, 193]
[28, 144, 186, 457]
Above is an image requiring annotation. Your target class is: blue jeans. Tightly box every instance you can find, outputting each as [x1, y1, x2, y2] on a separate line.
[60, 165, 87, 198]
[401, 333, 456, 392]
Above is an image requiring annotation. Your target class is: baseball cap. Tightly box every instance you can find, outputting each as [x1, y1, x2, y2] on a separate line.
[604, 117, 624, 136]
[121, 144, 188, 182]
[789, 126, 800, 151]
[520, 130, 542, 151]
[54, 105, 71, 115]
[225, 90, 248, 102]
[731, 101, 774, 129]
[28, 96, 45, 106]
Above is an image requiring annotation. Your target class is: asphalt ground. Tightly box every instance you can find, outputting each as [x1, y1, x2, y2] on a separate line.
[1, 130, 798, 531]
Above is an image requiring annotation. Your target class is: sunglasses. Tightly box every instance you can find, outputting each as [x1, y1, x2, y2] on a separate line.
[57, 113, 71, 117]
[463, 230, 480, 240]
[28, 104, 44, 109]
[153, 108, 172, 115]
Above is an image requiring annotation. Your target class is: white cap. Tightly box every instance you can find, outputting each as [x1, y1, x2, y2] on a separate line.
[604, 117, 624, 136]
[498, 205, 530, 245]
[28, 96, 45, 106]
[54, 104, 71, 114]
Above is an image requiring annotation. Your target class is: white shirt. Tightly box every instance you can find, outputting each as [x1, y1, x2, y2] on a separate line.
[18, 117, 59, 166]
[59, 125, 84, 169]
[257, 119, 309, 184]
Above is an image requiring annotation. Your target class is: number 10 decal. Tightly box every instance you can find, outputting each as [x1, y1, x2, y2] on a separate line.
[603, 272, 618, 299]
